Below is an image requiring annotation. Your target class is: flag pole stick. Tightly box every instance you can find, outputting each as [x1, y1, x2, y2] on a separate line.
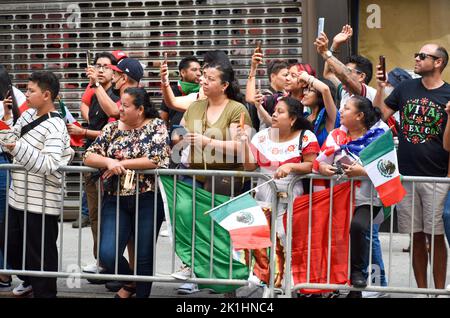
[204, 177, 275, 215]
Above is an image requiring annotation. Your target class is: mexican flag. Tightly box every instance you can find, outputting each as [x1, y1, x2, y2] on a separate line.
[208, 194, 271, 250]
[359, 129, 406, 207]
[58, 98, 84, 147]
[158, 176, 249, 293]
[285, 181, 354, 293]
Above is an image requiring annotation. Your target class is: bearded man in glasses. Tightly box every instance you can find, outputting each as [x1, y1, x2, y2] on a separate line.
[375, 43, 450, 292]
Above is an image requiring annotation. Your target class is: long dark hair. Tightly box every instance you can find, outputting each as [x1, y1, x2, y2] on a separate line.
[0, 65, 20, 124]
[279, 96, 313, 132]
[315, 78, 336, 112]
[350, 95, 381, 129]
[124, 87, 159, 119]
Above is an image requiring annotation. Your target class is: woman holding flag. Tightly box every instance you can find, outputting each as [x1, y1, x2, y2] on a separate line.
[240, 96, 320, 287]
[315, 95, 389, 297]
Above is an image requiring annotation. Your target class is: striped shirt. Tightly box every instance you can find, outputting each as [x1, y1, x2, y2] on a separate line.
[0, 108, 74, 215]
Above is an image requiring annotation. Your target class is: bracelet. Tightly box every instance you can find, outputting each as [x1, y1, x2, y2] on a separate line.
[248, 73, 256, 79]
[84, 129, 88, 137]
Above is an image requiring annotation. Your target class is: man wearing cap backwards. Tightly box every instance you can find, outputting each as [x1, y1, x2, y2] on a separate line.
[65, 52, 121, 279]
[79, 50, 128, 121]
[315, 25, 376, 110]
[374, 43, 450, 292]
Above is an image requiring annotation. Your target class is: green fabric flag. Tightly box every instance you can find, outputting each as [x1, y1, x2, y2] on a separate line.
[158, 175, 249, 293]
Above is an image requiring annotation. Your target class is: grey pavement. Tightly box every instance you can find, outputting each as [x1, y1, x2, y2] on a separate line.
[1, 221, 449, 298]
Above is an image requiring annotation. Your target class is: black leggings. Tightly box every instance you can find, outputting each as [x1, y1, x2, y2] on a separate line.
[350, 205, 379, 275]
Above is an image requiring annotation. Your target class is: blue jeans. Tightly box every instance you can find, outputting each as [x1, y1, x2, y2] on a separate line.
[81, 191, 89, 217]
[363, 224, 387, 286]
[443, 191, 450, 246]
[99, 191, 164, 298]
[0, 153, 10, 269]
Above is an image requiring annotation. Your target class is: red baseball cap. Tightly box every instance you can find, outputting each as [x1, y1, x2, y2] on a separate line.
[112, 50, 128, 62]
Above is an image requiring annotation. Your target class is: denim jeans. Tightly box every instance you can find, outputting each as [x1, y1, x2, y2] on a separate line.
[99, 191, 164, 298]
[0, 153, 10, 269]
[362, 224, 387, 286]
[443, 191, 450, 246]
[81, 191, 89, 217]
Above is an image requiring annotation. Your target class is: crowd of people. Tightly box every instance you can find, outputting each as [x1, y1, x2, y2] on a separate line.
[0, 24, 448, 298]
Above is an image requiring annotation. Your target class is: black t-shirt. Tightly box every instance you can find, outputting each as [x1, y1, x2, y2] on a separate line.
[160, 84, 184, 129]
[86, 87, 120, 148]
[384, 78, 450, 177]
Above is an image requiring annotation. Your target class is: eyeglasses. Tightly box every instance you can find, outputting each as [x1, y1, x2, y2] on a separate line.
[94, 64, 111, 71]
[303, 87, 317, 94]
[414, 53, 440, 61]
[347, 67, 364, 75]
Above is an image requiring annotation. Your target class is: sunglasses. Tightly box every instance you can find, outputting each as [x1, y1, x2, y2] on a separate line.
[347, 67, 364, 75]
[414, 53, 440, 61]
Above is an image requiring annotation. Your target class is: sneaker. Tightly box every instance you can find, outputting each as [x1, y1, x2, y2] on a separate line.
[362, 291, 390, 298]
[13, 282, 32, 296]
[177, 283, 199, 295]
[0, 277, 12, 291]
[82, 263, 105, 274]
[171, 265, 192, 280]
[72, 215, 90, 228]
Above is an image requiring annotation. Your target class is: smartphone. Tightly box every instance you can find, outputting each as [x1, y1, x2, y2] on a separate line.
[317, 17, 325, 37]
[334, 161, 345, 175]
[336, 154, 354, 166]
[4, 85, 12, 109]
[86, 50, 92, 67]
[379, 55, 386, 82]
[163, 52, 168, 65]
[239, 112, 245, 130]
[255, 40, 262, 54]
[257, 79, 261, 91]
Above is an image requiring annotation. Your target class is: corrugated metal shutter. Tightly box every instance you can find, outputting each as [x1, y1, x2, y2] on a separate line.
[0, 0, 303, 211]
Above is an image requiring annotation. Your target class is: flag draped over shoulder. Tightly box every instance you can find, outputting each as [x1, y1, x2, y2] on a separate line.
[58, 98, 84, 147]
[208, 194, 271, 250]
[284, 181, 354, 293]
[158, 176, 249, 293]
[359, 129, 406, 207]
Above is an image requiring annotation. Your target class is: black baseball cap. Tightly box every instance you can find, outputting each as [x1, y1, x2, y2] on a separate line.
[109, 58, 144, 82]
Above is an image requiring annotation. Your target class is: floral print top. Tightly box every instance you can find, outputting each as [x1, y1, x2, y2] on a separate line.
[85, 119, 170, 196]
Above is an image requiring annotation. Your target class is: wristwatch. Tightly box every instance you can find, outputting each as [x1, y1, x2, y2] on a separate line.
[323, 50, 333, 60]
[91, 81, 100, 88]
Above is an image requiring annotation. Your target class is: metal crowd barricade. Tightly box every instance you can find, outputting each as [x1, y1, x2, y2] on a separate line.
[0, 164, 280, 297]
[284, 173, 450, 298]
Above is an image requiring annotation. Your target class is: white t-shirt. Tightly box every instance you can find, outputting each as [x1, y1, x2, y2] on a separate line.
[250, 128, 320, 204]
[339, 83, 377, 110]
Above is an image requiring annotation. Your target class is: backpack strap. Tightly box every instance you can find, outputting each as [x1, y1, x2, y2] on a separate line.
[20, 112, 62, 138]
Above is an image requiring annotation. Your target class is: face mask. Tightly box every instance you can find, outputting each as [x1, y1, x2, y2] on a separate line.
[384, 86, 394, 96]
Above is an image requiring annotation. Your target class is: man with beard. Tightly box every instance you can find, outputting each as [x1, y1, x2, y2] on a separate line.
[374, 44, 450, 293]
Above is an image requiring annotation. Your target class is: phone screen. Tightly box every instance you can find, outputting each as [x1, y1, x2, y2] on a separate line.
[255, 40, 262, 54]
[317, 17, 325, 37]
[86, 50, 92, 66]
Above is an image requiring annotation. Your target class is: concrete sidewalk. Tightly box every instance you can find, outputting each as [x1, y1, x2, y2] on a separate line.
[1, 221, 449, 298]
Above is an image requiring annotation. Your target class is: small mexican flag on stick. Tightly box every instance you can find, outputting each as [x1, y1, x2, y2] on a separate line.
[58, 98, 84, 147]
[207, 192, 272, 250]
[359, 129, 406, 207]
